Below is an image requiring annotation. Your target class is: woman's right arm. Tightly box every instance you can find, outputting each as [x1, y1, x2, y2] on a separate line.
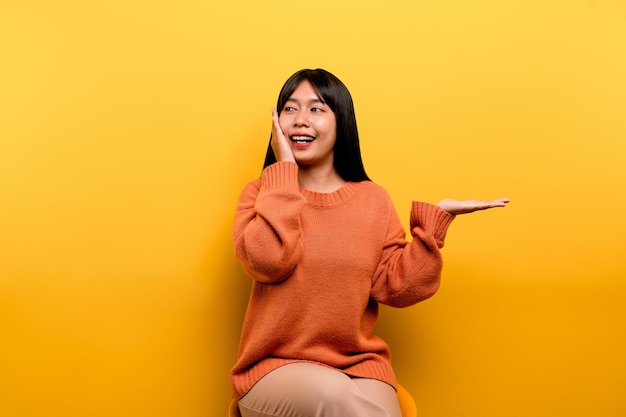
[233, 161, 306, 283]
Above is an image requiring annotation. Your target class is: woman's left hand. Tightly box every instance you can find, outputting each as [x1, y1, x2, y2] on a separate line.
[436, 198, 510, 215]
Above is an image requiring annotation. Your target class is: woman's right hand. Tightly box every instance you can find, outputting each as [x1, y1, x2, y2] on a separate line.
[271, 108, 296, 163]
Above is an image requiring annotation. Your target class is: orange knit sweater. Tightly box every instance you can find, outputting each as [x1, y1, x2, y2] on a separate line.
[230, 161, 455, 400]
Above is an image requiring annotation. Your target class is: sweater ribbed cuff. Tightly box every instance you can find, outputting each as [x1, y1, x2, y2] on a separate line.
[410, 202, 455, 247]
[260, 161, 299, 191]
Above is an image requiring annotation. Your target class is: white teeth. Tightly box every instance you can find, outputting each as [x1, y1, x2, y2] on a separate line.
[291, 136, 315, 142]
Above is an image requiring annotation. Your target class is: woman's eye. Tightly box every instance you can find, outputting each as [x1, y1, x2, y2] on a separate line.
[311, 107, 323, 112]
[284, 106, 297, 112]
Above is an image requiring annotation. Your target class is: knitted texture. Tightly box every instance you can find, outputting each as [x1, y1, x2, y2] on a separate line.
[231, 161, 455, 400]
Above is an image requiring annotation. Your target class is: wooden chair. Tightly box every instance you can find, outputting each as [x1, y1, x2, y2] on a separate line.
[228, 383, 417, 417]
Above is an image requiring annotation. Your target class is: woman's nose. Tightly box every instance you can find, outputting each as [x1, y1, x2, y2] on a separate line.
[294, 111, 309, 126]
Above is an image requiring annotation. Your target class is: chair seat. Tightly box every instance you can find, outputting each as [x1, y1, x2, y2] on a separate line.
[396, 384, 417, 417]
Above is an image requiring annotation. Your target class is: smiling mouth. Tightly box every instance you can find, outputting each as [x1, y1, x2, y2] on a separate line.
[290, 135, 315, 144]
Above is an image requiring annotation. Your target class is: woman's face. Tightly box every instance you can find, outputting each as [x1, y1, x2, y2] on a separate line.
[279, 80, 337, 169]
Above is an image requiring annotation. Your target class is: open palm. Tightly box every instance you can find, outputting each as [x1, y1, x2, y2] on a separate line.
[437, 198, 510, 215]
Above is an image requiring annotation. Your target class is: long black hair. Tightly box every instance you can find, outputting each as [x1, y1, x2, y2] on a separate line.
[262, 69, 370, 182]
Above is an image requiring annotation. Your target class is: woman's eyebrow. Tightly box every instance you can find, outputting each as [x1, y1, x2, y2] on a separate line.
[286, 97, 326, 105]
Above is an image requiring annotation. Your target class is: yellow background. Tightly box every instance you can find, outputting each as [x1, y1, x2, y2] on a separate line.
[1, 1, 625, 416]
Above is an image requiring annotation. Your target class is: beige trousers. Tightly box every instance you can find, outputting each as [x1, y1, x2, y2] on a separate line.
[238, 362, 402, 417]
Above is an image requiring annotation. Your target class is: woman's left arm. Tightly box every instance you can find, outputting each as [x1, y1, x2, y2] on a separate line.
[371, 198, 509, 307]
[370, 202, 454, 307]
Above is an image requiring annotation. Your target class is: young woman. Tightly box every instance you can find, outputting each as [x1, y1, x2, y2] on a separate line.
[230, 68, 509, 417]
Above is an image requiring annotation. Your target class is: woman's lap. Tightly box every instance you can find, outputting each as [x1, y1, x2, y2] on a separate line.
[238, 362, 401, 417]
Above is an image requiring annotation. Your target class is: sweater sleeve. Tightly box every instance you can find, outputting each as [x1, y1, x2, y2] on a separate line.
[370, 200, 455, 307]
[232, 162, 306, 283]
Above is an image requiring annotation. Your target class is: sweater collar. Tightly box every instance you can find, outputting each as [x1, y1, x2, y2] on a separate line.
[299, 181, 359, 208]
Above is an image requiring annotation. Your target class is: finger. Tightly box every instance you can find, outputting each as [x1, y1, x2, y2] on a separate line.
[490, 198, 510, 207]
[271, 108, 284, 141]
[271, 108, 281, 134]
[473, 198, 509, 206]
[482, 199, 509, 209]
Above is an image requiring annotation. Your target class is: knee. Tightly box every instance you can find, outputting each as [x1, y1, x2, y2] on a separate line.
[313, 378, 368, 414]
